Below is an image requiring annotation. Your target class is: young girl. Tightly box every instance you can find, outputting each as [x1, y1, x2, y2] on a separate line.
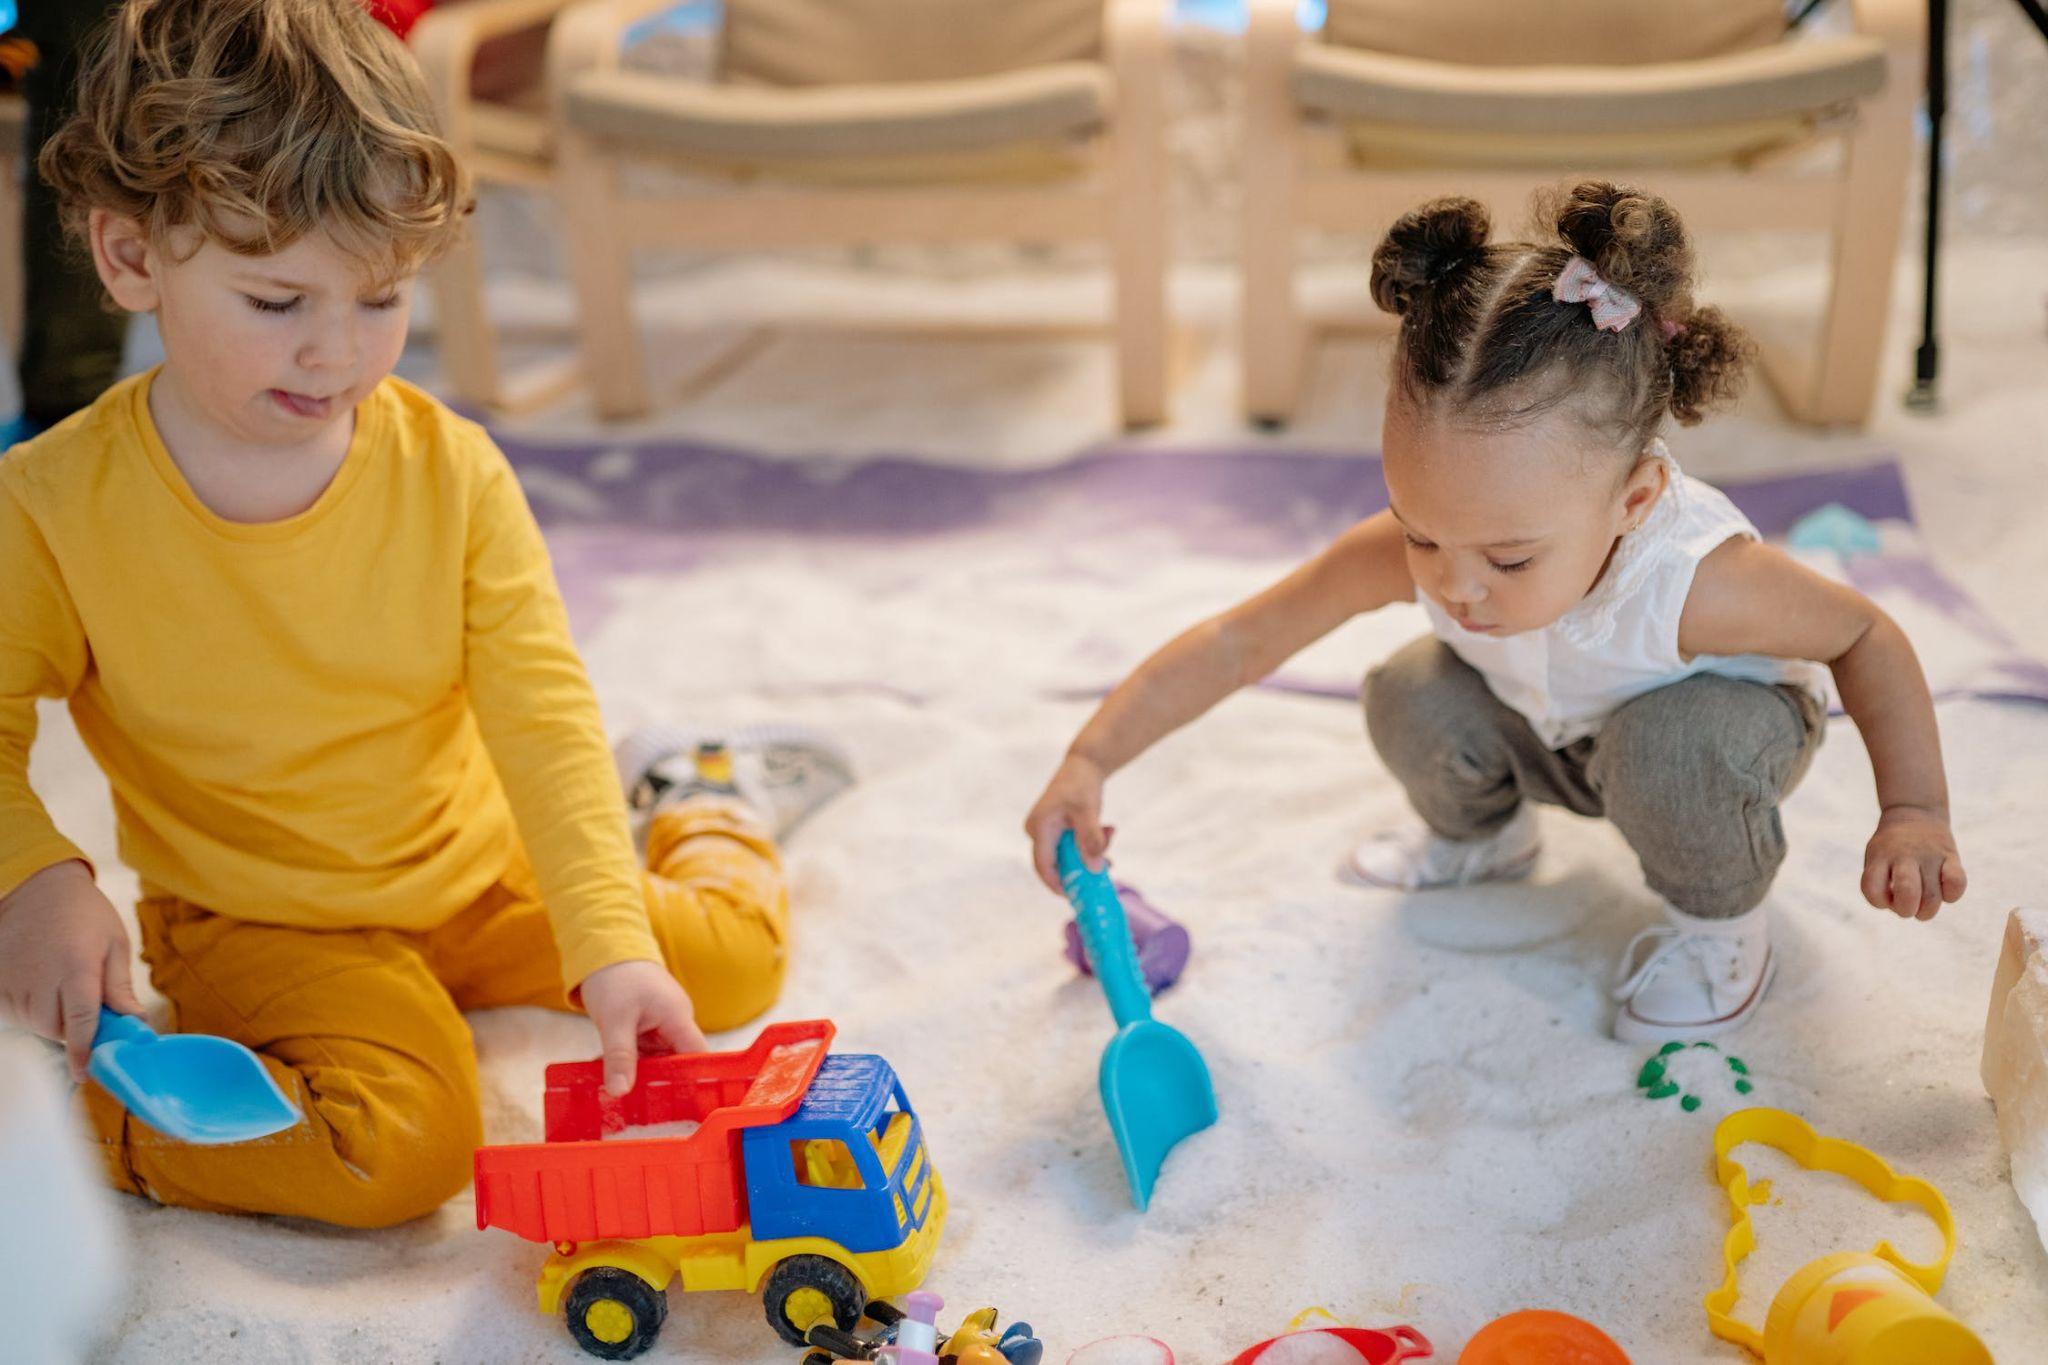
[1025, 182, 1966, 1042]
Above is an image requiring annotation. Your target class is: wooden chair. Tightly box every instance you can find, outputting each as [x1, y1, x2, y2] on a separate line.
[547, 0, 1173, 427]
[410, 0, 579, 411]
[1241, 0, 1923, 428]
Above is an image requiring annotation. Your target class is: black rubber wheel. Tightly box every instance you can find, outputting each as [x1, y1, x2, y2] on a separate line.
[563, 1267, 668, 1361]
[761, 1255, 866, 1348]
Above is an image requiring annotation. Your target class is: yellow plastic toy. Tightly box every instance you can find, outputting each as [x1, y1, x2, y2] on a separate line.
[1705, 1108, 1991, 1364]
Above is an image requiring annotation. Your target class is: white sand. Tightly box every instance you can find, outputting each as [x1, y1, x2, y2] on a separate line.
[30, 484, 2048, 1362]
[605, 1119, 702, 1142]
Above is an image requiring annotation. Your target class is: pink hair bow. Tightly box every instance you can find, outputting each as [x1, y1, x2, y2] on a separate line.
[1553, 255, 1642, 332]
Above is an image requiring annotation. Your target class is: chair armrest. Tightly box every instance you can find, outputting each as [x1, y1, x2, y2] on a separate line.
[411, 0, 581, 143]
[412, 0, 580, 50]
[548, 0, 690, 114]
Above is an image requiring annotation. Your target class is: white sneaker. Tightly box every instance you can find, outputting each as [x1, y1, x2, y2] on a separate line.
[614, 723, 856, 845]
[1341, 805, 1541, 891]
[1612, 902, 1775, 1043]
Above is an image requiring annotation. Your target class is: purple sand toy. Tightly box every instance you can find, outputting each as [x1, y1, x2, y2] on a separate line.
[1065, 882, 1190, 995]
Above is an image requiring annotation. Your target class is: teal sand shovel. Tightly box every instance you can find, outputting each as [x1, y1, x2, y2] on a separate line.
[89, 1007, 300, 1144]
[1058, 832, 1217, 1210]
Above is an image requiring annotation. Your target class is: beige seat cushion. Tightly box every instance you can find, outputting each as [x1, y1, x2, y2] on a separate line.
[1337, 120, 1822, 172]
[564, 62, 1110, 164]
[1292, 38, 1889, 136]
[720, 0, 1103, 86]
[1322, 0, 1786, 66]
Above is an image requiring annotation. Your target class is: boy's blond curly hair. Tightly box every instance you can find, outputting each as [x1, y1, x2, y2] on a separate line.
[40, 0, 469, 278]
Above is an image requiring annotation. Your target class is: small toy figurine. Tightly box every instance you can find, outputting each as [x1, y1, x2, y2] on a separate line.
[803, 1302, 1042, 1365]
[942, 1307, 1044, 1365]
[878, 1292, 944, 1365]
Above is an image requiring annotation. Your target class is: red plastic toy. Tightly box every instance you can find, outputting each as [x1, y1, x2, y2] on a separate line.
[1230, 1324, 1433, 1363]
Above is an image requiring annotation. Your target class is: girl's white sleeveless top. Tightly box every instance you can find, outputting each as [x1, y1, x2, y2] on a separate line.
[1418, 443, 1827, 749]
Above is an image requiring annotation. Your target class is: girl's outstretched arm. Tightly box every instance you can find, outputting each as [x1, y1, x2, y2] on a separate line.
[1024, 512, 1414, 891]
[1681, 538, 1963, 920]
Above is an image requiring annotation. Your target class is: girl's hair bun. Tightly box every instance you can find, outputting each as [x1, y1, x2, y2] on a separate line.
[1371, 196, 1490, 317]
[1664, 305, 1755, 425]
[1547, 179, 1691, 316]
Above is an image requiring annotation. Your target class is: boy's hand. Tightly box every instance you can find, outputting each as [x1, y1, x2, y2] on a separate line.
[578, 958, 709, 1097]
[1024, 753, 1113, 894]
[0, 861, 145, 1081]
[1862, 805, 1967, 920]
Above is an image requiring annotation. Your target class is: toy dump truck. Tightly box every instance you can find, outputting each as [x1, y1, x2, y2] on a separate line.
[475, 1019, 945, 1359]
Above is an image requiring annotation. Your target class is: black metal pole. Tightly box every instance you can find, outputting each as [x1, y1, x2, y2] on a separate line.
[2012, 0, 2048, 42]
[1907, 0, 1948, 410]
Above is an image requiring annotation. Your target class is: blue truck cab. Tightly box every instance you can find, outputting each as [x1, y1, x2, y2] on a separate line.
[743, 1053, 942, 1253]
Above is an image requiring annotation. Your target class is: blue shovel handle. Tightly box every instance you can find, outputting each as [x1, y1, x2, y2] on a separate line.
[95, 1005, 155, 1047]
[1057, 832, 1152, 1030]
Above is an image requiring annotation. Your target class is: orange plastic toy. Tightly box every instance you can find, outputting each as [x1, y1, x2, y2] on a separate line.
[1459, 1310, 1629, 1365]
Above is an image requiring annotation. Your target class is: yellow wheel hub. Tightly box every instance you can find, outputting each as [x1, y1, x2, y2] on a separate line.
[584, 1299, 636, 1346]
[784, 1286, 837, 1333]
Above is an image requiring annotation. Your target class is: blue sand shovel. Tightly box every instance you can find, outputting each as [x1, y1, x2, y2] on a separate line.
[1057, 832, 1217, 1210]
[89, 1007, 300, 1144]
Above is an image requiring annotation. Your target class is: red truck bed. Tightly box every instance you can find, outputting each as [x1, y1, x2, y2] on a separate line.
[473, 1019, 834, 1244]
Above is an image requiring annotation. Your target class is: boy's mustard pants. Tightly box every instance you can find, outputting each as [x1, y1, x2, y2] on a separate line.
[80, 800, 785, 1228]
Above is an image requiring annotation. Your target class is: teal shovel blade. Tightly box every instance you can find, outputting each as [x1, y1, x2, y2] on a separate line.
[1058, 833, 1217, 1210]
[88, 1007, 300, 1144]
[1097, 1017, 1217, 1211]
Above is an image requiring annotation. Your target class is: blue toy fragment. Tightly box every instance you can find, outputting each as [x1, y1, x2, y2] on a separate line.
[88, 1007, 299, 1144]
[1058, 832, 1217, 1211]
[1787, 503, 1882, 558]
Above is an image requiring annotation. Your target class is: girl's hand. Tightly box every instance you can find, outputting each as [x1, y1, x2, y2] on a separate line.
[0, 861, 146, 1081]
[1024, 753, 1113, 894]
[578, 958, 708, 1096]
[1861, 806, 1966, 920]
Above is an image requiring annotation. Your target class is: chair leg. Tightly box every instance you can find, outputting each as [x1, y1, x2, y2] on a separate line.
[1801, 65, 1918, 425]
[1111, 191, 1170, 430]
[428, 229, 503, 411]
[558, 136, 648, 421]
[1107, 0, 1171, 429]
[1241, 3, 1305, 427]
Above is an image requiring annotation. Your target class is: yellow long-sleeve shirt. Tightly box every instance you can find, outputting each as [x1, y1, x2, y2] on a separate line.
[0, 371, 657, 988]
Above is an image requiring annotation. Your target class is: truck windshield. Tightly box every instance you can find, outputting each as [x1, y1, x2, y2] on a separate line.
[790, 1087, 922, 1199]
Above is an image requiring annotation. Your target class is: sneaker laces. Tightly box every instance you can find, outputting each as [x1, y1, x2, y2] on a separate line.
[1349, 807, 1537, 889]
[1611, 924, 1748, 1006]
[1401, 829, 1507, 885]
